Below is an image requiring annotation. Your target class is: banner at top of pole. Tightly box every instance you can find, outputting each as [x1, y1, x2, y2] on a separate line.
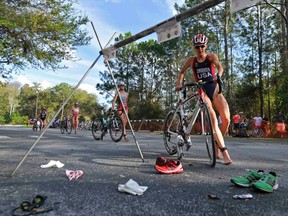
[100, 0, 225, 57]
[231, 0, 262, 13]
[102, 45, 116, 61]
[155, 20, 182, 44]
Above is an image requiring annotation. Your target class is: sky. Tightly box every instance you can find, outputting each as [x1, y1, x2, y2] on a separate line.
[11, 0, 185, 103]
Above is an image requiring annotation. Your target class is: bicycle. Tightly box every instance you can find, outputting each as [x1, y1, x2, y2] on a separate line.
[251, 127, 265, 137]
[232, 122, 249, 137]
[60, 115, 72, 134]
[32, 118, 40, 132]
[91, 108, 124, 142]
[163, 80, 216, 167]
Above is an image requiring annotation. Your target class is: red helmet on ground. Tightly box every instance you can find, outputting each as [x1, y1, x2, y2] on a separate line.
[192, 34, 208, 46]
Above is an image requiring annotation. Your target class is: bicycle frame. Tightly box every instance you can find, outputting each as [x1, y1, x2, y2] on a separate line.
[163, 81, 216, 166]
[168, 86, 207, 136]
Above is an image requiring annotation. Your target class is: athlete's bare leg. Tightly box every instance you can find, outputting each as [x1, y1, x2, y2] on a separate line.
[204, 95, 232, 165]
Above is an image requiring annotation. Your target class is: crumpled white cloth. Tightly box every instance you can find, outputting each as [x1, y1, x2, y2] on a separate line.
[40, 160, 64, 168]
[118, 179, 148, 196]
[66, 170, 84, 181]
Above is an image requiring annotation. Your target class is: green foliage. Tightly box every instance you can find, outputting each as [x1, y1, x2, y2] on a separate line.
[1, 0, 288, 123]
[11, 112, 27, 125]
[0, 0, 91, 79]
[0, 81, 99, 124]
[0, 116, 5, 124]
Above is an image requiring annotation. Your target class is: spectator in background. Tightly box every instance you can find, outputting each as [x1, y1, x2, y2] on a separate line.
[275, 111, 286, 138]
[239, 112, 247, 126]
[253, 114, 263, 129]
[233, 111, 240, 133]
[276, 111, 286, 123]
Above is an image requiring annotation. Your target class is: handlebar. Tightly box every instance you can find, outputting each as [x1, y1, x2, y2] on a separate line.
[180, 80, 214, 91]
[179, 75, 223, 95]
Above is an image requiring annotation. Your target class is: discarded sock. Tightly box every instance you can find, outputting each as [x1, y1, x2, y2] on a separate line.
[40, 160, 64, 169]
[118, 179, 148, 195]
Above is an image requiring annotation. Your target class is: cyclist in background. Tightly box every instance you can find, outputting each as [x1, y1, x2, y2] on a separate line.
[112, 81, 129, 141]
[176, 33, 232, 165]
[39, 106, 47, 130]
[71, 102, 80, 134]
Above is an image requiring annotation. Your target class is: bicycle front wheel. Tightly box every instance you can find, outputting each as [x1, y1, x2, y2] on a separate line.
[109, 116, 124, 142]
[92, 118, 103, 140]
[163, 110, 182, 155]
[197, 103, 216, 167]
[60, 125, 65, 134]
[252, 128, 264, 137]
[66, 121, 72, 134]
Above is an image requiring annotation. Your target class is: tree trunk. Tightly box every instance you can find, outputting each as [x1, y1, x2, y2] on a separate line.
[281, 0, 288, 78]
[224, 0, 230, 103]
[257, 5, 264, 117]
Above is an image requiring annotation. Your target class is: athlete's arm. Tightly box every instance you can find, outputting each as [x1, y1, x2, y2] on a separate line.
[112, 93, 118, 110]
[209, 53, 223, 77]
[176, 57, 194, 91]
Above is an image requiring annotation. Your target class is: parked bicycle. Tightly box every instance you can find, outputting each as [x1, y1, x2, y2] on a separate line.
[250, 127, 265, 137]
[163, 80, 216, 167]
[232, 122, 249, 137]
[92, 108, 124, 142]
[60, 115, 72, 134]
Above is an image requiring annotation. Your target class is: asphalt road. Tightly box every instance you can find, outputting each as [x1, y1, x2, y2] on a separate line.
[0, 126, 288, 216]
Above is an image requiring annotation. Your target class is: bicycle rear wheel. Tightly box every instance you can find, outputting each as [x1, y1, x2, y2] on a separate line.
[197, 103, 216, 167]
[66, 121, 72, 134]
[109, 116, 124, 142]
[92, 118, 103, 140]
[163, 110, 182, 155]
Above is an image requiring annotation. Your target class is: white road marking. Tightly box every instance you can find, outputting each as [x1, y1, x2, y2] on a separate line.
[0, 136, 11, 139]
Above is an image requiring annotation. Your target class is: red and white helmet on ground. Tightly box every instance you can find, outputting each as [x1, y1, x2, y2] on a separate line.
[192, 34, 208, 46]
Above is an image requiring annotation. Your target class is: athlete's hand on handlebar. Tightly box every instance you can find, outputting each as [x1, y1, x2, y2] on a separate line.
[216, 73, 223, 94]
[175, 84, 181, 92]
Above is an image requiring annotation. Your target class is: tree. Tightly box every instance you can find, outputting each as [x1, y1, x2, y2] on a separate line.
[96, 33, 170, 119]
[0, 0, 91, 80]
[7, 82, 21, 117]
[18, 84, 39, 118]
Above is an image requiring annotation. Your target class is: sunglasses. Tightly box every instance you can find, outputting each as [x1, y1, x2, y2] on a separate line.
[20, 195, 46, 211]
[195, 45, 205, 49]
